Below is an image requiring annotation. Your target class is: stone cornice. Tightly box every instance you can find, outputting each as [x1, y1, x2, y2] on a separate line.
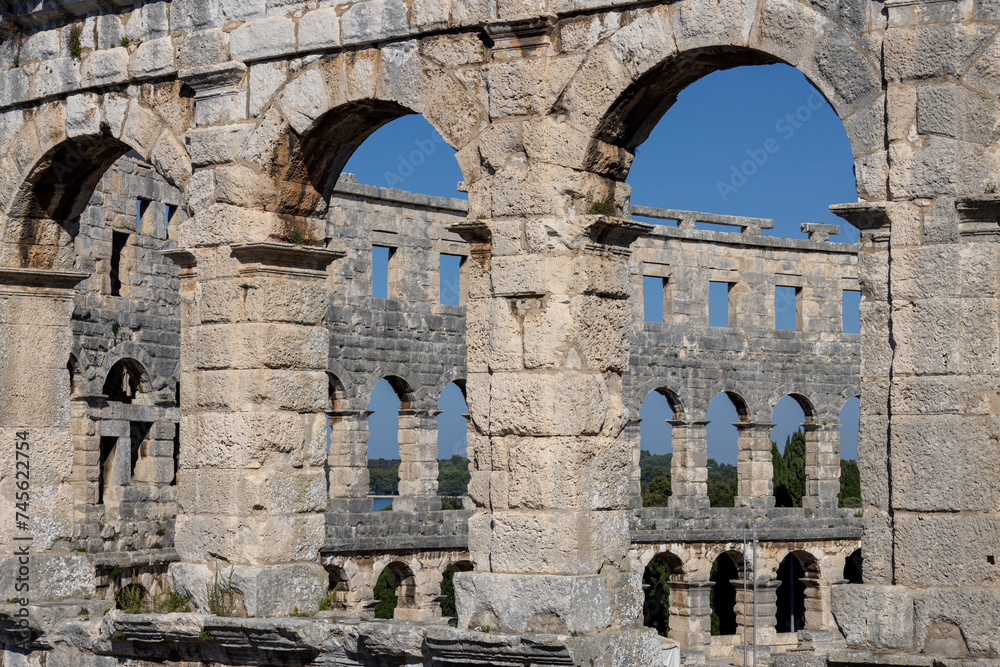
[955, 195, 1000, 238]
[230, 242, 345, 277]
[0, 266, 89, 289]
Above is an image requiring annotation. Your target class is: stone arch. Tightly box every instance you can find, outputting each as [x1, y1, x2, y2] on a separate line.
[0, 95, 191, 270]
[238, 47, 484, 218]
[551, 2, 883, 196]
[643, 551, 684, 636]
[703, 387, 756, 423]
[383, 375, 415, 411]
[327, 372, 346, 412]
[101, 359, 151, 404]
[635, 383, 686, 421]
[775, 550, 822, 633]
[710, 549, 748, 636]
[768, 390, 817, 423]
[374, 561, 417, 615]
[99, 343, 155, 397]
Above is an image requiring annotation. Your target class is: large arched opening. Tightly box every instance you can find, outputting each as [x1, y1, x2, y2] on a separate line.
[642, 551, 684, 636]
[705, 392, 746, 507]
[639, 388, 680, 507]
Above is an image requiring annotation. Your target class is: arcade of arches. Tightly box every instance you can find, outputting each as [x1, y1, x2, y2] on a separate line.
[0, 0, 996, 665]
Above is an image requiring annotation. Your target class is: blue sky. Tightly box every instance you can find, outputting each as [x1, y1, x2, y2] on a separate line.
[343, 63, 860, 464]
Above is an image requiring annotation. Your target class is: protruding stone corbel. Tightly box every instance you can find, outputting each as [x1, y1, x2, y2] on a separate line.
[483, 14, 557, 59]
[0, 267, 89, 300]
[229, 242, 345, 278]
[586, 215, 653, 250]
[160, 249, 197, 279]
[830, 202, 890, 243]
[178, 62, 247, 100]
[800, 222, 841, 242]
[955, 195, 1000, 238]
[448, 220, 492, 245]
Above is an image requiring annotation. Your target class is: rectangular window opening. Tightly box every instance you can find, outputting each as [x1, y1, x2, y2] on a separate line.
[709, 281, 732, 327]
[643, 276, 666, 323]
[843, 289, 861, 334]
[165, 203, 178, 231]
[129, 421, 152, 482]
[110, 231, 129, 297]
[136, 199, 150, 232]
[171, 423, 180, 487]
[372, 245, 394, 299]
[775, 285, 799, 331]
[440, 253, 464, 306]
[98, 436, 117, 505]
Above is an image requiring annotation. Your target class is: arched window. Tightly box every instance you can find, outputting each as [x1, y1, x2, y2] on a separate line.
[705, 393, 746, 507]
[639, 389, 678, 507]
[373, 562, 416, 620]
[642, 552, 683, 636]
[710, 551, 746, 636]
[103, 359, 145, 404]
[771, 395, 813, 507]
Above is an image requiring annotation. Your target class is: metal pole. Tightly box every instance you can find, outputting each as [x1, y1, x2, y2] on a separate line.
[752, 521, 758, 667]
[742, 528, 747, 664]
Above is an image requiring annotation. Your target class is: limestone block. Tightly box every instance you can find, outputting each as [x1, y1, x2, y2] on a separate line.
[128, 37, 176, 79]
[673, 0, 753, 52]
[750, 0, 824, 68]
[28, 57, 79, 99]
[340, 0, 409, 45]
[455, 572, 614, 633]
[486, 509, 630, 575]
[914, 588, 1000, 657]
[610, 6, 674, 80]
[470, 371, 611, 437]
[121, 99, 164, 159]
[0, 554, 94, 601]
[65, 93, 100, 138]
[230, 18, 296, 62]
[181, 412, 306, 468]
[169, 562, 327, 616]
[249, 62, 288, 118]
[890, 297, 959, 376]
[298, 8, 342, 52]
[231, 322, 328, 370]
[126, 1, 170, 42]
[176, 467, 326, 515]
[274, 66, 330, 135]
[831, 584, 913, 650]
[894, 512, 1000, 587]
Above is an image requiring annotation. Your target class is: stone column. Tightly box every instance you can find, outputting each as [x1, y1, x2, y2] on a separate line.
[802, 422, 840, 510]
[326, 409, 374, 513]
[735, 422, 775, 509]
[452, 211, 660, 662]
[668, 580, 713, 655]
[396, 409, 442, 512]
[166, 233, 343, 617]
[734, 579, 780, 666]
[800, 571, 834, 633]
[0, 267, 91, 599]
[669, 420, 710, 510]
[624, 418, 643, 509]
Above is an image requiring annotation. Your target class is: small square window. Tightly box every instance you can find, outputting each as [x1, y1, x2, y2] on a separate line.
[709, 281, 732, 327]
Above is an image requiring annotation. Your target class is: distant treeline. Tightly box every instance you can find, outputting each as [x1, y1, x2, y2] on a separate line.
[364, 433, 862, 510]
[640, 429, 862, 508]
[368, 455, 471, 497]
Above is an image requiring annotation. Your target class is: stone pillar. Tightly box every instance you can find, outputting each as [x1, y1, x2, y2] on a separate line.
[396, 409, 442, 512]
[802, 423, 840, 510]
[166, 233, 343, 617]
[452, 210, 660, 662]
[800, 571, 833, 633]
[327, 409, 374, 513]
[669, 420, 710, 510]
[734, 579, 780, 666]
[624, 418, 643, 509]
[0, 267, 92, 599]
[735, 422, 775, 509]
[668, 580, 713, 655]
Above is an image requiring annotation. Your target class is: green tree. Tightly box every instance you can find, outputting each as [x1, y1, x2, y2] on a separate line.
[373, 567, 398, 619]
[782, 430, 807, 507]
[642, 557, 671, 635]
[772, 441, 793, 507]
[839, 459, 861, 508]
[642, 474, 672, 507]
[368, 459, 400, 495]
[440, 565, 459, 617]
[438, 455, 471, 497]
[708, 479, 737, 507]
